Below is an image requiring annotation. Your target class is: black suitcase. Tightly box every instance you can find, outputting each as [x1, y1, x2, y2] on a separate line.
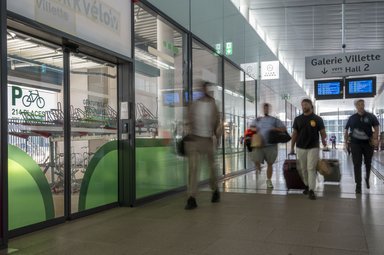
[283, 155, 307, 190]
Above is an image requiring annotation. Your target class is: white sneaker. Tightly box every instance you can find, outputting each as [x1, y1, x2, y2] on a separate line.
[266, 179, 274, 189]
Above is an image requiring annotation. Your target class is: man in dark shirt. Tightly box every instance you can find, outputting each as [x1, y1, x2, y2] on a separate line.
[290, 99, 327, 200]
[344, 99, 380, 194]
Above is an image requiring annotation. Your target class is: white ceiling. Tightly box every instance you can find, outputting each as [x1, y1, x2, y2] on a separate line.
[247, 0, 384, 114]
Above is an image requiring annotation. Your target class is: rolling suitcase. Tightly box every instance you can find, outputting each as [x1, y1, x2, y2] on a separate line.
[283, 154, 307, 190]
[323, 159, 341, 182]
[321, 149, 341, 183]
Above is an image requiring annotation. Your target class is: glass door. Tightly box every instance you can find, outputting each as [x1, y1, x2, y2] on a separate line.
[224, 61, 245, 174]
[7, 29, 120, 232]
[69, 53, 118, 213]
[7, 30, 64, 230]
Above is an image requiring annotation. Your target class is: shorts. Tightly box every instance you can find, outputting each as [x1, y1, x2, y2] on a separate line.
[250, 145, 278, 164]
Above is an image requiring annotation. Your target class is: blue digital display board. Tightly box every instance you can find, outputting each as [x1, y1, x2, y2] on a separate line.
[314, 79, 343, 100]
[317, 82, 341, 95]
[162, 91, 180, 106]
[184, 91, 205, 103]
[345, 77, 376, 98]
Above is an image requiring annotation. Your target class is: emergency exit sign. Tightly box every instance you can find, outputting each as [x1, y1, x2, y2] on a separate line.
[305, 50, 384, 79]
[225, 42, 233, 56]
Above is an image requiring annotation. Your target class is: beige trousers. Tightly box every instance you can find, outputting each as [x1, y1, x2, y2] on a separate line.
[296, 147, 319, 191]
[186, 135, 218, 197]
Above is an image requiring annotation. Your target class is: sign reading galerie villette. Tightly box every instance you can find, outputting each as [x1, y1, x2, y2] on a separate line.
[305, 50, 384, 79]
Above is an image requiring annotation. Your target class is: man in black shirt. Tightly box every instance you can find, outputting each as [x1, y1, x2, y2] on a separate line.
[290, 99, 327, 200]
[344, 99, 380, 194]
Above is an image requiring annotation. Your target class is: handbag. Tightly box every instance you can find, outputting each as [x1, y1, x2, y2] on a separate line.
[268, 130, 291, 144]
[316, 159, 332, 176]
[251, 133, 263, 148]
[176, 135, 192, 156]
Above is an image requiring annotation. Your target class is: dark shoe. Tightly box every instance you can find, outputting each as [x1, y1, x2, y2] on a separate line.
[211, 190, 220, 203]
[303, 186, 309, 195]
[185, 196, 197, 210]
[365, 177, 370, 189]
[355, 185, 362, 194]
[309, 190, 316, 200]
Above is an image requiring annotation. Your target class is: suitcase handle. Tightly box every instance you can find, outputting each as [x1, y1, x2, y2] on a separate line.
[287, 152, 296, 159]
[322, 146, 330, 152]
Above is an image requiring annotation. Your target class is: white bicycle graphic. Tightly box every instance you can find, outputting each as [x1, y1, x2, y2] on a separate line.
[22, 90, 45, 109]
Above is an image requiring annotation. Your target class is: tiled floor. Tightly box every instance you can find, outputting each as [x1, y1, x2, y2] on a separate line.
[2, 149, 384, 255]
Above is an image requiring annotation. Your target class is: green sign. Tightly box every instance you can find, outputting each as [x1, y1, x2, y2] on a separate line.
[162, 40, 179, 55]
[225, 42, 233, 56]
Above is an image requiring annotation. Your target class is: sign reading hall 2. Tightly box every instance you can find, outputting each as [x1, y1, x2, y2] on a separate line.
[305, 50, 384, 79]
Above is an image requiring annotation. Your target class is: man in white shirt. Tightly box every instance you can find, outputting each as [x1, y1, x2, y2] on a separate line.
[184, 81, 221, 210]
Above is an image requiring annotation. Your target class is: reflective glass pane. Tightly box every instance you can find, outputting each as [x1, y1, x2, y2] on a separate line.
[224, 62, 244, 174]
[192, 40, 223, 178]
[146, 0, 190, 30]
[191, 0, 224, 50]
[7, 30, 64, 230]
[70, 53, 118, 213]
[245, 75, 256, 168]
[134, 4, 187, 198]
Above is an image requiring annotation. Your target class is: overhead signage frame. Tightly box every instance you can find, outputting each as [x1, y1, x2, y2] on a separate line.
[305, 50, 384, 79]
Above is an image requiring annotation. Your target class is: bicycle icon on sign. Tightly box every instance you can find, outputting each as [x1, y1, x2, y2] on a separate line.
[22, 90, 45, 109]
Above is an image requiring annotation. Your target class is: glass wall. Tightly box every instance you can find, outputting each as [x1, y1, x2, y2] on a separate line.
[69, 53, 118, 213]
[224, 61, 245, 174]
[245, 75, 256, 168]
[192, 39, 223, 177]
[149, 0, 274, 70]
[323, 116, 349, 144]
[7, 30, 64, 230]
[134, 4, 187, 198]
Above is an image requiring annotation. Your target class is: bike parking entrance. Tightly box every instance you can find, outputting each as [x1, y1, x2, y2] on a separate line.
[4, 26, 133, 240]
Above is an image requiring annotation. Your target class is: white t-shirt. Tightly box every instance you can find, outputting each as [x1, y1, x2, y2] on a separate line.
[190, 97, 219, 138]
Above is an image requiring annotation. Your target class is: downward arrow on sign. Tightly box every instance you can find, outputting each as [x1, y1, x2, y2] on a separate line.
[321, 68, 328, 74]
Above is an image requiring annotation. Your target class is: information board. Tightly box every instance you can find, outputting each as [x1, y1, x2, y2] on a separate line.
[314, 79, 343, 100]
[345, 77, 376, 98]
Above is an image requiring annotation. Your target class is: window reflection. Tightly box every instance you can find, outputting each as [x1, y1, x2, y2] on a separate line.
[134, 4, 187, 198]
[7, 30, 64, 229]
[69, 54, 118, 213]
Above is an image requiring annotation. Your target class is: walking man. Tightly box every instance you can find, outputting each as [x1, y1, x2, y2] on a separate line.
[250, 103, 287, 189]
[184, 81, 221, 210]
[344, 99, 379, 194]
[290, 99, 327, 200]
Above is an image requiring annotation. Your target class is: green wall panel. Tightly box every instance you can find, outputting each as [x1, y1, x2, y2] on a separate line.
[78, 141, 118, 211]
[136, 146, 187, 198]
[8, 145, 54, 230]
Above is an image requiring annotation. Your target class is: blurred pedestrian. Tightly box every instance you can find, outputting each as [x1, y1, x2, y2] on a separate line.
[330, 134, 336, 149]
[184, 81, 221, 210]
[344, 99, 379, 194]
[290, 98, 327, 200]
[250, 103, 287, 189]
